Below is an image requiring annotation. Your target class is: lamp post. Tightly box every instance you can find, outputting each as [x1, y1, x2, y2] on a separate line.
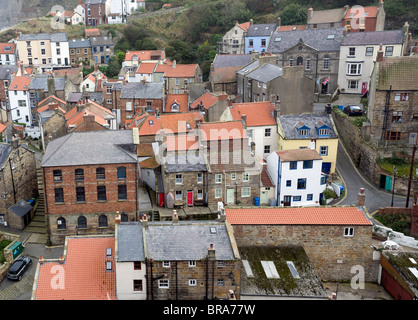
[391, 166, 397, 207]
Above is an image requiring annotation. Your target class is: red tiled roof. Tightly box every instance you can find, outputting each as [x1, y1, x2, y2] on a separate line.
[38, 95, 66, 108]
[85, 28, 101, 37]
[0, 122, 10, 134]
[137, 143, 155, 157]
[225, 207, 372, 225]
[10, 76, 31, 91]
[261, 166, 274, 187]
[125, 50, 165, 62]
[165, 93, 189, 113]
[0, 43, 15, 54]
[200, 120, 245, 141]
[230, 101, 276, 127]
[190, 91, 220, 110]
[276, 25, 307, 31]
[237, 22, 251, 31]
[38, 103, 66, 114]
[139, 156, 160, 169]
[344, 6, 379, 19]
[275, 149, 322, 162]
[136, 62, 157, 74]
[166, 133, 199, 152]
[33, 237, 116, 300]
[129, 111, 204, 136]
[154, 63, 198, 78]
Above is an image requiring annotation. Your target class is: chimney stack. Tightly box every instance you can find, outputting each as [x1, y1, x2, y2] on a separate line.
[59, 255, 64, 264]
[142, 76, 146, 85]
[250, 19, 253, 26]
[142, 213, 148, 228]
[172, 210, 179, 223]
[309, 138, 315, 150]
[307, 8, 313, 21]
[115, 211, 121, 225]
[376, 45, 384, 62]
[277, 17, 281, 27]
[219, 208, 226, 222]
[11, 135, 19, 149]
[357, 188, 366, 207]
[208, 243, 215, 260]
[241, 114, 247, 127]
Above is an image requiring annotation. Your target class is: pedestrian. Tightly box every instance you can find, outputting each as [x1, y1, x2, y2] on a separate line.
[217, 198, 224, 219]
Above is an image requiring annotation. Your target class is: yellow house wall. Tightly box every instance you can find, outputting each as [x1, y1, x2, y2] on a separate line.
[277, 137, 338, 174]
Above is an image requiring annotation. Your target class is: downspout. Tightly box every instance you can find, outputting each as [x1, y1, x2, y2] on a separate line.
[276, 156, 281, 206]
[205, 256, 208, 300]
[175, 261, 178, 300]
[8, 157, 16, 204]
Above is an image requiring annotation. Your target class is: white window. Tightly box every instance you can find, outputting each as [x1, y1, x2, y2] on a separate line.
[158, 279, 169, 288]
[348, 80, 358, 89]
[215, 174, 222, 184]
[126, 101, 132, 111]
[231, 173, 236, 180]
[107, 99, 112, 104]
[189, 279, 197, 286]
[348, 47, 356, 57]
[242, 172, 249, 182]
[162, 261, 170, 268]
[344, 227, 354, 237]
[175, 190, 182, 201]
[175, 174, 182, 184]
[197, 173, 203, 183]
[323, 57, 330, 70]
[385, 46, 394, 56]
[197, 190, 203, 199]
[106, 87, 112, 94]
[242, 187, 251, 198]
[217, 279, 224, 286]
[175, 78, 179, 85]
[346, 63, 362, 75]
[189, 261, 196, 267]
[365, 47, 373, 56]
[215, 188, 222, 199]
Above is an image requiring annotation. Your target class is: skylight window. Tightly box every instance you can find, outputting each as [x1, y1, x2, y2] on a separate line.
[275, 38, 282, 42]
[261, 261, 280, 279]
[327, 35, 335, 40]
[287, 261, 300, 279]
[409, 258, 417, 264]
[409, 267, 418, 279]
[210, 227, 217, 234]
[242, 260, 254, 278]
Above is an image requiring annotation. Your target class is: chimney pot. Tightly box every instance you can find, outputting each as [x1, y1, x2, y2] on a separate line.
[357, 188, 366, 207]
[172, 210, 179, 223]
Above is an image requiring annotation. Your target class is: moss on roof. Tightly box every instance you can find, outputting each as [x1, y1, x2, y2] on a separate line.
[239, 245, 327, 298]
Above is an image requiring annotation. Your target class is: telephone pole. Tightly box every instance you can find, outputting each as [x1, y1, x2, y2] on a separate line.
[405, 144, 416, 208]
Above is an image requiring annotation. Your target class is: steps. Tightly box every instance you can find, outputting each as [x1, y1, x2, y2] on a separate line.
[24, 168, 46, 236]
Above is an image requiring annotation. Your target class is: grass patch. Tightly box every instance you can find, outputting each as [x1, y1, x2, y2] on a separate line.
[374, 212, 412, 236]
[377, 153, 418, 178]
[0, 240, 12, 264]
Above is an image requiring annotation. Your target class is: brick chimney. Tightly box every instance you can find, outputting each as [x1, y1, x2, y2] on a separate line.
[241, 114, 247, 127]
[250, 19, 253, 26]
[376, 45, 384, 62]
[142, 213, 148, 228]
[59, 255, 64, 264]
[115, 211, 121, 225]
[307, 7, 313, 22]
[208, 243, 216, 260]
[277, 17, 281, 28]
[357, 188, 366, 207]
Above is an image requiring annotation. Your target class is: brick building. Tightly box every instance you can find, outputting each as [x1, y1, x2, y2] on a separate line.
[41, 130, 139, 245]
[69, 38, 92, 66]
[226, 206, 380, 282]
[85, 0, 108, 27]
[0, 137, 38, 229]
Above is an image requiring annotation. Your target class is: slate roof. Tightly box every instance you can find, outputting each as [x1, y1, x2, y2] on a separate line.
[41, 130, 137, 167]
[341, 30, 404, 46]
[8, 200, 32, 217]
[279, 113, 338, 140]
[69, 38, 91, 48]
[267, 28, 344, 53]
[376, 56, 418, 91]
[246, 23, 277, 37]
[0, 143, 12, 168]
[120, 82, 163, 99]
[239, 245, 327, 298]
[28, 75, 66, 92]
[237, 60, 259, 76]
[17, 33, 67, 42]
[213, 54, 253, 69]
[144, 221, 236, 261]
[165, 155, 206, 173]
[90, 36, 114, 46]
[0, 65, 17, 80]
[116, 222, 145, 262]
[308, 8, 347, 24]
[245, 63, 283, 83]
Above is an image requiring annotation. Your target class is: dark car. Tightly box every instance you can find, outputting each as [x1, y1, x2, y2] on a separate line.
[7, 256, 32, 281]
[343, 105, 363, 116]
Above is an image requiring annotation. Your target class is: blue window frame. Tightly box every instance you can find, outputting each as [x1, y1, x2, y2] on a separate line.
[117, 166, 126, 179]
[321, 175, 327, 185]
[293, 196, 301, 202]
[290, 161, 297, 170]
[297, 178, 306, 189]
[303, 160, 313, 169]
[320, 146, 328, 156]
[286, 180, 291, 187]
[307, 194, 313, 201]
[100, 46, 104, 52]
[93, 46, 97, 53]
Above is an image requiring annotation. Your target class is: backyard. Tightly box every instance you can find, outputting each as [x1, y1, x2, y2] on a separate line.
[0, 240, 12, 264]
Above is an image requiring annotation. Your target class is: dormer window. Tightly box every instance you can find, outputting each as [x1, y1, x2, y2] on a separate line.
[318, 128, 330, 136]
[298, 128, 310, 137]
[171, 102, 179, 112]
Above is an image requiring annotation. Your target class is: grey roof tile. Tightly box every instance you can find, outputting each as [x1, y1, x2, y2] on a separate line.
[120, 82, 163, 99]
[213, 54, 253, 69]
[247, 23, 277, 37]
[69, 38, 91, 48]
[245, 63, 283, 83]
[165, 155, 207, 173]
[117, 222, 145, 262]
[279, 113, 338, 140]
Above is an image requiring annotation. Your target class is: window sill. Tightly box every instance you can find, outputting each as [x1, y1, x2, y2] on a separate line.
[118, 199, 128, 202]
[76, 201, 86, 204]
[55, 202, 65, 205]
[97, 200, 107, 203]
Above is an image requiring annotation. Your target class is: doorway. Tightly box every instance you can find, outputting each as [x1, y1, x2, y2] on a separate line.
[187, 191, 193, 206]
[227, 189, 235, 205]
[283, 195, 291, 206]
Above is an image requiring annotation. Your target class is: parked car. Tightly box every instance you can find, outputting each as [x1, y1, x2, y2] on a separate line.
[7, 256, 32, 281]
[343, 105, 363, 116]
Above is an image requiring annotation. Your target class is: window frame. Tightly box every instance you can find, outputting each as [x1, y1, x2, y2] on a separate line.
[303, 160, 313, 169]
[344, 227, 354, 237]
[215, 174, 222, 184]
[158, 279, 169, 288]
[76, 186, 86, 202]
[133, 279, 143, 292]
[54, 188, 64, 203]
[75, 168, 84, 181]
[118, 184, 127, 200]
[241, 187, 251, 198]
[97, 185, 107, 202]
[297, 178, 307, 190]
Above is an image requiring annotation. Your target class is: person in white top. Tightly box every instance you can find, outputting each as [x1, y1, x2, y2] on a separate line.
[217, 198, 224, 219]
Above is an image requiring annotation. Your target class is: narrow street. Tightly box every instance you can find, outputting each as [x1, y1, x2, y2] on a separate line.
[335, 141, 411, 214]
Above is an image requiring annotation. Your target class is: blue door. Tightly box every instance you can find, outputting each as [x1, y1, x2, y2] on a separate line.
[322, 162, 331, 174]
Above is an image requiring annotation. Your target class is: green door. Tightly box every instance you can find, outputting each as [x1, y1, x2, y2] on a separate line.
[385, 176, 392, 191]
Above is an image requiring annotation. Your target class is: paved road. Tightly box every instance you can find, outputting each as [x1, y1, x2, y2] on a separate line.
[335, 141, 411, 213]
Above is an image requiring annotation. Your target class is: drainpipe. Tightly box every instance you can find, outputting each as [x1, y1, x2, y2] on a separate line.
[276, 156, 281, 206]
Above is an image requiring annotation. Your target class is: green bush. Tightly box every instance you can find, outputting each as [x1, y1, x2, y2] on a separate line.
[323, 188, 337, 199]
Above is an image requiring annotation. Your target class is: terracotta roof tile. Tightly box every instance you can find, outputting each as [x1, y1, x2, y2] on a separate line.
[200, 120, 245, 141]
[136, 62, 157, 74]
[137, 143, 155, 157]
[276, 25, 307, 31]
[125, 50, 165, 61]
[190, 91, 220, 110]
[261, 166, 274, 187]
[33, 237, 116, 300]
[9, 76, 31, 91]
[0, 43, 15, 55]
[230, 101, 276, 127]
[344, 6, 378, 19]
[165, 93, 189, 113]
[155, 63, 198, 78]
[225, 207, 372, 225]
[275, 149, 323, 162]
[139, 156, 160, 169]
[166, 133, 199, 152]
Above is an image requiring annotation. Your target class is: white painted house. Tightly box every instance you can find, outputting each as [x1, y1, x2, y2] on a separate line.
[115, 221, 147, 300]
[8, 76, 40, 138]
[228, 101, 278, 160]
[75, 2, 86, 24]
[0, 42, 17, 66]
[50, 33, 71, 68]
[338, 28, 407, 95]
[266, 148, 327, 207]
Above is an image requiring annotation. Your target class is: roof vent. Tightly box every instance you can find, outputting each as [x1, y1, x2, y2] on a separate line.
[261, 261, 280, 279]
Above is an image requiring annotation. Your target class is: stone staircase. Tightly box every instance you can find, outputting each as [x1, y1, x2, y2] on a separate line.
[24, 168, 47, 237]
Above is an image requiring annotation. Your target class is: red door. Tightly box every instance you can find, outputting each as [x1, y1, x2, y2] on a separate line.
[361, 82, 368, 95]
[187, 191, 193, 206]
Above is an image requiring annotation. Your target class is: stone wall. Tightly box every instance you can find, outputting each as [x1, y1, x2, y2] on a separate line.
[232, 224, 379, 282]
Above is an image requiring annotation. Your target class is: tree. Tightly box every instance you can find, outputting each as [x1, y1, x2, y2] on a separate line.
[116, 51, 126, 65]
[280, 3, 307, 25]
